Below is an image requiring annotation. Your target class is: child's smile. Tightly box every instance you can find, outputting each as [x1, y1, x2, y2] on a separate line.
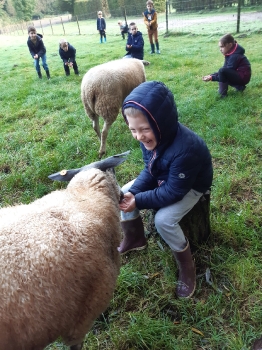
[126, 112, 157, 150]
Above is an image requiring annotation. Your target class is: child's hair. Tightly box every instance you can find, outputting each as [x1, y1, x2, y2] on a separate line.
[146, 0, 154, 5]
[129, 22, 136, 27]
[118, 21, 122, 24]
[97, 11, 102, 15]
[219, 33, 235, 46]
[27, 25, 36, 34]
[123, 107, 141, 118]
[59, 38, 67, 45]
[130, 23, 137, 32]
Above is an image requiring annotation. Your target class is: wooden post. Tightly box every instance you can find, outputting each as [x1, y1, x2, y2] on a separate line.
[165, 1, 169, 34]
[40, 20, 44, 36]
[61, 17, 65, 36]
[237, 0, 241, 33]
[180, 190, 212, 251]
[76, 16, 81, 35]
[49, 19, 54, 35]
[142, 191, 212, 252]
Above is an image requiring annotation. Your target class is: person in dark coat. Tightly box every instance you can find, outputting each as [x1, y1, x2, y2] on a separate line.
[119, 81, 213, 299]
[59, 38, 79, 76]
[123, 23, 144, 60]
[97, 11, 106, 43]
[118, 20, 128, 40]
[27, 25, 50, 79]
[202, 33, 251, 97]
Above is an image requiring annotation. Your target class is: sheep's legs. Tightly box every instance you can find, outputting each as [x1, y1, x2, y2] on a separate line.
[92, 116, 101, 140]
[99, 121, 113, 159]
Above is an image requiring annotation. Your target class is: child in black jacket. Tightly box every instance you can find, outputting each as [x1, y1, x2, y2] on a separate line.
[202, 33, 251, 97]
[97, 11, 106, 43]
[59, 38, 79, 76]
[27, 26, 50, 79]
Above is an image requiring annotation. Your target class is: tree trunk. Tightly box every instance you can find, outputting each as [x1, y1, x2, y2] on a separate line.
[142, 190, 212, 252]
[179, 190, 212, 251]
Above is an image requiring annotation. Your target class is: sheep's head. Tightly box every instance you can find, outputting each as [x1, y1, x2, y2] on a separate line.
[48, 151, 130, 203]
[66, 168, 122, 204]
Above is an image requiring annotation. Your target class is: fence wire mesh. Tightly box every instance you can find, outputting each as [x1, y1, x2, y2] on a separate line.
[1, 2, 262, 36]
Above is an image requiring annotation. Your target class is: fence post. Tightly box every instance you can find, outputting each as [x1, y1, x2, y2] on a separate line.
[60, 17, 65, 36]
[237, 0, 241, 33]
[49, 19, 54, 35]
[76, 16, 81, 35]
[166, 1, 169, 34]
[40, 20, 44, 36]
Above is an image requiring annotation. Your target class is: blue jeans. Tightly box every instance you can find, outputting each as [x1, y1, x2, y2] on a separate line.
[34, 54, 48, 72]
[121, 180, 203, 251]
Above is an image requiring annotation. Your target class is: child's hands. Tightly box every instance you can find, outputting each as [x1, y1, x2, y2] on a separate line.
[202, 75, 212, 82]
[119, 192, 136, 213]
[69, 62, 73, 67]
[126, 45, 132, 49]
[34, 54, 38, 59]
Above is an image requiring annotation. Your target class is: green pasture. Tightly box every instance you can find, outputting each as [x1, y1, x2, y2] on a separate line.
[0, 19, 261, 350]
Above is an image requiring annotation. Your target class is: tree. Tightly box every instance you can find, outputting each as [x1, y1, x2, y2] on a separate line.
[12, 0, 36, 20]
[56, 0, 74, 14]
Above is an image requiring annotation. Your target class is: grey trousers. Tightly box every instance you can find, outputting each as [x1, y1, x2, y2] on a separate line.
[121, 180, 203, 251]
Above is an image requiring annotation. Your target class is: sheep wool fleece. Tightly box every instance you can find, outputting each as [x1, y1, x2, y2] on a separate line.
[0, 168, 121, 350]
[81, 58, 146, 158]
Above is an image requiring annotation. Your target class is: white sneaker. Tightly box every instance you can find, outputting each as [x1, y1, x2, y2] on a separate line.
[157, 50, 161, 54]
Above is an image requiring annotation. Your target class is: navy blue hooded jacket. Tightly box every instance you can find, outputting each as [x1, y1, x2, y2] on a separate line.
[97, 17, 106, 31]
[122, 81, 213, 210]
[126, 31, 144, 60]
[211, 42, 251, 84]
[27, 35, 46, 58]
[59, 43, 76, 63]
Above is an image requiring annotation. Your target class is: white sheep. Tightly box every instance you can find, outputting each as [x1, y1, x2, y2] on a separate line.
[81, 58, 146, 158]
[0, 152, 129, 350]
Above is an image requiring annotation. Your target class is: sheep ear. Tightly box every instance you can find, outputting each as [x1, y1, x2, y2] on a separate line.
[91, 151, 130, 172]
[48, 168, 81, 182]
[48, 151, 130, 182]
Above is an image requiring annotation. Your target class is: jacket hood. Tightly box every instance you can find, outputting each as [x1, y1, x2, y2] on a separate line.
[226, 42, 245, 56]
[122, 81, 178, 150]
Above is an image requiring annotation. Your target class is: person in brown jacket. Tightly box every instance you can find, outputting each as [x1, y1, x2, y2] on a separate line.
[143, 0, 160, 54]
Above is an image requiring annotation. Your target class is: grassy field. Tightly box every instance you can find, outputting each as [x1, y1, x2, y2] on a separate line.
[0, 20, 262, 350]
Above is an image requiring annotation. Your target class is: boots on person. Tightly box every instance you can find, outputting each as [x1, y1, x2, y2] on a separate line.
[118, 216, 147, 254]
[156, 42, 160, 54]
[218, 82, 228, 98]
[150, 43, 155, 54]
[172, 240, 196, 298]
[37, 71, 42, 79]
[46, 70, 50, 80]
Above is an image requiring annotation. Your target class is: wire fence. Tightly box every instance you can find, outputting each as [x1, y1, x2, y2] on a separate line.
[1, 2, 262, 36]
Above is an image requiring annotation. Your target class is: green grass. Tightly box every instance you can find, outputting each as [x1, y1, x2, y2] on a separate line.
[1, 17, 262, 350]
